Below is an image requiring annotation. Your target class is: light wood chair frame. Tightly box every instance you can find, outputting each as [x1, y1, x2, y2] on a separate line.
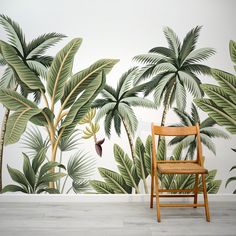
[150, 123, 210, 222]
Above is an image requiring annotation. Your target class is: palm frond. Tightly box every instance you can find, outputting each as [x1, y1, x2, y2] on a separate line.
[67, 151, 95, 180]
[95, 102, 116, 122]
[118, 103, 138, 136]
[133, 53, 167, 65]
[26, 33, 66, 58]
[183, 48, 216, 64]
[175, 79, 186, 111]
[21, 126, 50, 156]
[200, 127, 230, 139]
[191, 104, 200, 124]
[200, 117, 216, 128]
[58, 129, 81, 152]
[179, 26, 202, 62]
[200, 133, 216, 154]
[0, 14, 27, 56]
[0, 67, 16, 89]
[149, 46, 176, 59]
[178, 71, 202, 98]
[122, 97, 156, 108]
[163, 27, 181, 57]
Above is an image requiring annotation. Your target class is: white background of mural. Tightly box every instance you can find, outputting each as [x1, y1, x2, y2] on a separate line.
[0, 0, 235, 193]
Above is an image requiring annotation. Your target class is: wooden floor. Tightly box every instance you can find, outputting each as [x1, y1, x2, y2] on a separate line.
[0, 201, 235, 236]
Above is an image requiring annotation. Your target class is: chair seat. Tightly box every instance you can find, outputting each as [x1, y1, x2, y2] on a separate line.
[157, 163, 208, 174]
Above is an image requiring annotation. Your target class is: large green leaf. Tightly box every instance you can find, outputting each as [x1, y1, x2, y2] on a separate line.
[0, 41, 45, 90]
[5, 108, 41, 145]
[230, 40, 236, 64]
[46, 38, 82, 104]
[7, 165, 30, 192]
[144, 135, 152, 175]
[98, 167, 131, 194]
[89, 180, 114, 194]
[0, 88, 38, 111]
[37, 172, 66, 187]
[1, 184, 27, 193]
[201, 84, 236, 109]
[113, 144, 139, 191]
[39, 161, 66, 179]
[62, 71, 106, 127]
[61, 59, 119, 109]
[194, 98, 236, 134]
[32, 148, 47, 174]
[30, 107, 55, 126]
[22, 153, 36, 189]
[135, 137, 148, 179]
[61, 71, 106, 139]
[211, 69, 236, 96]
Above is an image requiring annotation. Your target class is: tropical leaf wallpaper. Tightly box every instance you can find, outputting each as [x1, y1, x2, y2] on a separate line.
[0, 0, 235, 195]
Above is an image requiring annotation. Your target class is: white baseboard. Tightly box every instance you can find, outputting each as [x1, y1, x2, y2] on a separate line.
[0, 194, 235, 202]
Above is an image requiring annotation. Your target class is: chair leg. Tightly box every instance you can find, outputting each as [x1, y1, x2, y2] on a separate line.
[193, 174, 199, 208]
[150, 166, 154, 208]
[202, 174, 210, 222]
[154, 174, 161, 222]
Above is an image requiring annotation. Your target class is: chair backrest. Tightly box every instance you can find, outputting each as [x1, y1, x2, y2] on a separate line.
[151, 123, 203, 168]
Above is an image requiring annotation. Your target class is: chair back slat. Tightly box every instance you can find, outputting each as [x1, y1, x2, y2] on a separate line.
[152, 124, 197, 136]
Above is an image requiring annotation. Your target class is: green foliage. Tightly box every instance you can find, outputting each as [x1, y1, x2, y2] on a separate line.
[169, 104, 229, 158]
[194, 40, 236, 134]
[0, 14, 65, 98]
[194, 40, 236, 193]
[0, 34, 118, 167]
[61, 152, 96, 194]
[114, 144, 140, 192]
[21, 127, 50, 156]
[156, 137, 221, 193]
[93, 67, 155, 138]
[134, 26, 215, 112]
[98, 167, 132, 194]
[47, 38, 82, 104]
[2, 149, 66, 194]
[89, 180, 114, 194]
[90, 136, 152, 194]
[225, 149, 236, 194]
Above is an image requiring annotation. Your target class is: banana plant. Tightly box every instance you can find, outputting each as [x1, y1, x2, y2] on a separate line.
[0, 15, 65, 191]
[0, 38, 119, 188]
[1, 149, 66, 194]
[90, 136, 152, 194]
[195, 40, 236, 193]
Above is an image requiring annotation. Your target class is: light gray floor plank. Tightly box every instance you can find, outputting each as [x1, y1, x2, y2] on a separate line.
[0, 201, 235, 236]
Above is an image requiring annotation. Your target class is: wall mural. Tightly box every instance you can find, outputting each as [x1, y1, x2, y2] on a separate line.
[0, 15, 235, 194]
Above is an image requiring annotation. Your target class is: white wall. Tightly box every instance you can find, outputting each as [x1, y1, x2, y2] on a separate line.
[0, 0, 236, 193]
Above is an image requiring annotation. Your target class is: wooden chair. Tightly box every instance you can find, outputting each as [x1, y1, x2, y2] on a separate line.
[150, 123, 210, 222]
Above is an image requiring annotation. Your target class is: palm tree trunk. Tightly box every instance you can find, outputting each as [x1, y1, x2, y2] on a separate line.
[121, 118, 136, 163]
[0, 108, 10, 192]
[158, 82, 176, 188]
[160, 81, 176, 127]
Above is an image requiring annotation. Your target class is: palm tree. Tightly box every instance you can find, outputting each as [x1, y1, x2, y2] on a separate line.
[93, 68, 155, 161]
[0, 15, 65, 191]
[93, 68, 155, 193]
[169, 104, 229, 159]
[133, 26, 215, 126]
